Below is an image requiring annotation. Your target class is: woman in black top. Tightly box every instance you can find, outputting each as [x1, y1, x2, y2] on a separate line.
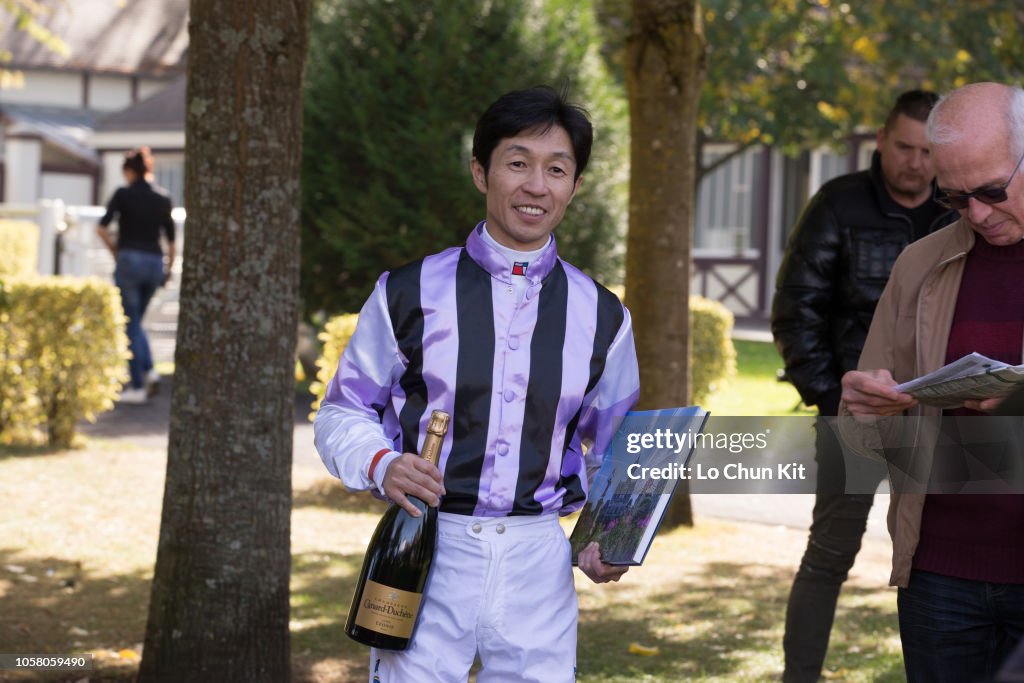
[96, 147, 176, 404]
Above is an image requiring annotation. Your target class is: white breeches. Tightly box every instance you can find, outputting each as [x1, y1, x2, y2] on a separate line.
[369, 512, 578, 683]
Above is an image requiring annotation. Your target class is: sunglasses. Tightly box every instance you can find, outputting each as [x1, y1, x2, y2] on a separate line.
[934, 149, 1024, 210]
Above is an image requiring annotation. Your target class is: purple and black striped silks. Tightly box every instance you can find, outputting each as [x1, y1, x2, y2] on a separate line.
[314, 222, 640, 517]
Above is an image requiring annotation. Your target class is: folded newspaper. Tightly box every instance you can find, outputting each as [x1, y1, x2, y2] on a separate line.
[894, 352, 1024, 408]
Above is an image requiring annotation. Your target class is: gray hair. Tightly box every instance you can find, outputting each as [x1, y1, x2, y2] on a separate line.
[927, 84, 1024, 158]
[1013, 86, 1024, 159]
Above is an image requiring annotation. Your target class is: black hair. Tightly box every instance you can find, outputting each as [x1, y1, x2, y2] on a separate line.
[472, 86, 593, 182]
[884, 89, 940, 130]
[123, 146, 154, 177]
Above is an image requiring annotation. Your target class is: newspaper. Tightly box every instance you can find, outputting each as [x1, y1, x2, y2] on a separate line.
[894, 352, 1024, 408]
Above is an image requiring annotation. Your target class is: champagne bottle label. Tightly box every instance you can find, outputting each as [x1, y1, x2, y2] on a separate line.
[353, 579, 423, 638]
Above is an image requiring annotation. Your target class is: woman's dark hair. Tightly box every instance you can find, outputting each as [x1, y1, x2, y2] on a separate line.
[472, 86, 593, 181]
[123, 147, 154, 177]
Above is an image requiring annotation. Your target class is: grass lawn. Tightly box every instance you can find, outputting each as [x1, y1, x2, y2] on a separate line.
[0, 341, 901, 682]
[702, 340, 815, 417]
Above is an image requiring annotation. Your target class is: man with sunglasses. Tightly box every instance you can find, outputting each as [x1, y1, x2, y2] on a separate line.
[772, 90, 955, 682]
[841, 82, 1024, 682]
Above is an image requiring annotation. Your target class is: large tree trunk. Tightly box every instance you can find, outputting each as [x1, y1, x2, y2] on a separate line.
[138, 2, 311, 681]
[624, 0, 706, 529]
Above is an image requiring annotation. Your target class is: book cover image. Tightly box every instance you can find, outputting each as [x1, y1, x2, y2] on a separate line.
[569, 406, 710, 566]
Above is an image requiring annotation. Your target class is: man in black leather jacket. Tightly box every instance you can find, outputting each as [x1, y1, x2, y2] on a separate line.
[771, 90, 956, 682]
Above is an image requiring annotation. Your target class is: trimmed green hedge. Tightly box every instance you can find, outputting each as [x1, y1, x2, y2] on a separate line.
[309, 313, 359, 417]
[690, 295, 737, 405]
[0, 220, 39, 278]
[0, 277, 128, 447]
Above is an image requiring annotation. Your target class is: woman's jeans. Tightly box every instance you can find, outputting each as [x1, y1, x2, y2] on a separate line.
[114, 249, 164, 389]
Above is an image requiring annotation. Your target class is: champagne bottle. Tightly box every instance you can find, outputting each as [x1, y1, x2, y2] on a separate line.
[345, 409, 450, 650]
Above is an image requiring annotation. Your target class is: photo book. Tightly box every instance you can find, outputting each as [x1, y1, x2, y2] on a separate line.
[569, 406, 710, 566]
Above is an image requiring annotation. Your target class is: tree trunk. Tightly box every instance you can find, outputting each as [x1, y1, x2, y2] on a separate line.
[138, 2, 311, 681]
[624, 0, 706, 529]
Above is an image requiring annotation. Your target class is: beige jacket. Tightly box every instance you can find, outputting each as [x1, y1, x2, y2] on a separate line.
[839, 218, 978, 587]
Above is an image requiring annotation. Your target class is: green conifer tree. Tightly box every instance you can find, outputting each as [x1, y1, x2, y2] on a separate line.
[301, 0, 627, 315]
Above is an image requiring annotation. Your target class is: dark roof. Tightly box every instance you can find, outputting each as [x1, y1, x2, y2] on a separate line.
[96, 75, 185, 132]
[0, 104, 99, 164]
[1, 0, 188, 77]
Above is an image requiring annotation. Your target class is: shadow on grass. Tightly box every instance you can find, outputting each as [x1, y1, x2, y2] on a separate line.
[293, 477, 389, 514]
[0, 545, 903, 682]
[577, 561, 904, 682]
[0, 547, 374, 683]
[290, 550, 370, 682]
[0, 550, 150, 681]
[0, 444, 69, 461]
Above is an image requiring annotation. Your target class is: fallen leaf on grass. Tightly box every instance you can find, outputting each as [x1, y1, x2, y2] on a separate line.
[118, 648, 140, 661]
[823, 668, 850, 679]
[628, 642, 660, 656]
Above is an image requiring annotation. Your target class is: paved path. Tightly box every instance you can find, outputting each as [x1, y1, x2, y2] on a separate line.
[79, 377, 319, 464]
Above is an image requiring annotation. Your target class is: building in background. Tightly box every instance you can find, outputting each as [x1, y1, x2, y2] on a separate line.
[0, 0, 188, 207]
[1, 0, 879, 326]
[692, 136, 877, 324]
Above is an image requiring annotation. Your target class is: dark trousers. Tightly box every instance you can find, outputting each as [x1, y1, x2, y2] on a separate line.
[899, 569, 1024, 683]
[782, 414, 884, 682]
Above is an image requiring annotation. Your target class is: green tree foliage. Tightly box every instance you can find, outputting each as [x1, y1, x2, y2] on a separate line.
[596, 0, 1024, 177]
[301, 0, 627, 315]
[700, 0, 1024, 162]
[698, 0, 1024, 157]
[1, 0, 71, 88]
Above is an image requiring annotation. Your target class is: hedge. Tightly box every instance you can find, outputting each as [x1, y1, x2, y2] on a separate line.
[309, 313, 359, 417]
[690, 295, 737, 405]
[310, 294, 736, 415]
[0, 277, 128, 447]
[0, 220, 39, 278]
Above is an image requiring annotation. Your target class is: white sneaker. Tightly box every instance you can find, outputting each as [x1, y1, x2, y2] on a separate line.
[119, 387, 148, 404]
[145, 369, 161, 395]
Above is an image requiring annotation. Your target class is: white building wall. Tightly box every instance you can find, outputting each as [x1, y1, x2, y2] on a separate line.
[41, 173, 92, 205]
[809, 148, 851, 195]
[695, 143, 758, 254]
[4, 137, 42, 203]
[0, 70, 82, 107]
[99, 151, 125, 205]
[154, 153, 185, 206]
[92, 130, 186, 151]
[88, 75, 134, 111]
[138, 78, 172, 100]
[857, 140, 877, 171]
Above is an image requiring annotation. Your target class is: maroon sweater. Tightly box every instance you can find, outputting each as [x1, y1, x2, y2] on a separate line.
[912, 237, 1024, 583]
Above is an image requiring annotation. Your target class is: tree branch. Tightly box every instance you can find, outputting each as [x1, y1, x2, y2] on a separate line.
[697, 138, 759, 186]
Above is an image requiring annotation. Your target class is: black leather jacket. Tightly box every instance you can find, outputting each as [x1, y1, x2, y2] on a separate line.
[771, 152, 957, 413]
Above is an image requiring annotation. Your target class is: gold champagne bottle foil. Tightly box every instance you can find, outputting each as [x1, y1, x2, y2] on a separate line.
[421, 410, 450, 466]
